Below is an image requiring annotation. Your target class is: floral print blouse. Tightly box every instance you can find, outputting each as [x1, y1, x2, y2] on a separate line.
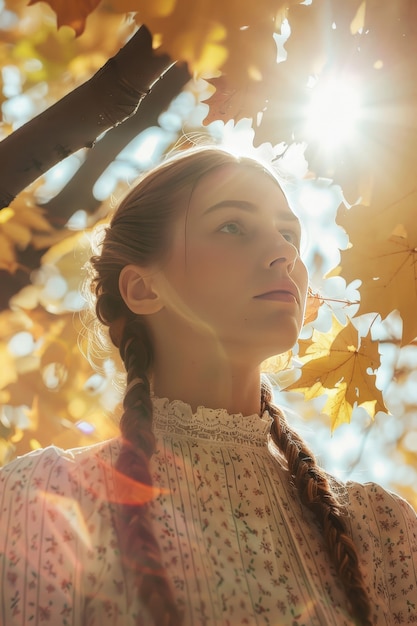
[1, 397, 417, 625]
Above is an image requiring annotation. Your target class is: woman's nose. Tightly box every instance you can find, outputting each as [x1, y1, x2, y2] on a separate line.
[265, 232, 298, 272]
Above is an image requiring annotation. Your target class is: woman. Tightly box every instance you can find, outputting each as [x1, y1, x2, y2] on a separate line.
[0, 147, 416, 626]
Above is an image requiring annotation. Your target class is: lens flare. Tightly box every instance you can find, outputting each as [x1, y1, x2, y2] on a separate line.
[305, 77, 362, 150]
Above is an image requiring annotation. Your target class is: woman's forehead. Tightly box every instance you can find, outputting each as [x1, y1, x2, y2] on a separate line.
[189, 163, 288, 212]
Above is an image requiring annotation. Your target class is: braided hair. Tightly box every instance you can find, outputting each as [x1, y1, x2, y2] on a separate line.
[116, 318, 182, 625]
[262, 382, 372, 625]
[88, 146, 372, 625]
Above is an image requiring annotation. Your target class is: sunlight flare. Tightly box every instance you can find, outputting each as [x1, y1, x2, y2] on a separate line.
[305, 77, 362, 150]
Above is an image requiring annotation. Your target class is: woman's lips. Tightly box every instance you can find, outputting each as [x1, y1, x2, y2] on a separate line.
[254, 290, 298, 303]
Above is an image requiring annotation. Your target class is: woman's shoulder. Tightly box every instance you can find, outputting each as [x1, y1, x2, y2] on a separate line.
[340, 478, 417, 563]
[341, 480, 417, 614]
[1, 437, 121, 467]
[344, 479, 417, 524]
[327, 474, 417, 555]
[0, 438, 122, 503]
[0, 439, 123, 563]
[0, 439, 125, 624]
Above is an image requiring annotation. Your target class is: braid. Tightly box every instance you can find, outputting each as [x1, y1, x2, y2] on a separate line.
[261, 384, 372, 626]
[113, 316, 182, 626]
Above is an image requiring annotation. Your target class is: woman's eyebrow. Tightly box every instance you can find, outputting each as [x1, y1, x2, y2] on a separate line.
[203, 200, 256, 215]
[202, 199, 299, 222]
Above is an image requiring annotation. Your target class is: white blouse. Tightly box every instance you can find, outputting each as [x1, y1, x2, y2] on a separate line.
[0, 397, 416, 625]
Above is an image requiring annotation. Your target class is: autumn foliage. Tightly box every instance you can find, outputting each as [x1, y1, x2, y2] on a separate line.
[0, 0, 417, 501]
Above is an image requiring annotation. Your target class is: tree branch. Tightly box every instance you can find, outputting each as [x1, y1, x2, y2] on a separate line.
[44, 62, 191, 227]
[0, 25, 174, 209]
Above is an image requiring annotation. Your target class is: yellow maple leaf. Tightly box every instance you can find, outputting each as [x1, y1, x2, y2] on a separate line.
[0, 191, 55, 272]
[288, 316, 386, 429]
[322, 382, 352, 431]
[107, 0, 176, 17]
[121, 0, 293, 87]
[261, 352, 292, 375]
[0, 233, 17, 271]
[0, 343, 17, 389]
[304, 291, 321, 325]
[28, 0, 101, 36]
[1, 307, 121, 459]
[338, 190, 417, 345]
[133, 2, 229, 76]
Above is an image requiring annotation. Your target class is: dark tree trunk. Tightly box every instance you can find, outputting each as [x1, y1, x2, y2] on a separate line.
[0, 25, 177, 209]
[44, 63, 191, 228]
[0, 26, 192, 309]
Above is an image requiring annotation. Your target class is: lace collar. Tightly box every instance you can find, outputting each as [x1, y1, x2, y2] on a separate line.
[152, 396, 273, 447]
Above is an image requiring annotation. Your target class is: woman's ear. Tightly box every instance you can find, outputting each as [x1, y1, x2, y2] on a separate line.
[119, 264, 163, 315]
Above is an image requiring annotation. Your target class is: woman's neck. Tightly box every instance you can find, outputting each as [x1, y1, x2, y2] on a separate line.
[152, 360, 262, 416]
[149, 320, 263, 416]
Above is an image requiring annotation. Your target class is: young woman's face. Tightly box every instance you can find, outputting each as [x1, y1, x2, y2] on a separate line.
[155, 163, 309, 362]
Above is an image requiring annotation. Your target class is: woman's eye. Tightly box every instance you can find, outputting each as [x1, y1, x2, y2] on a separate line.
[219, 222, 244, 235]
[282, 231, 300, 249]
